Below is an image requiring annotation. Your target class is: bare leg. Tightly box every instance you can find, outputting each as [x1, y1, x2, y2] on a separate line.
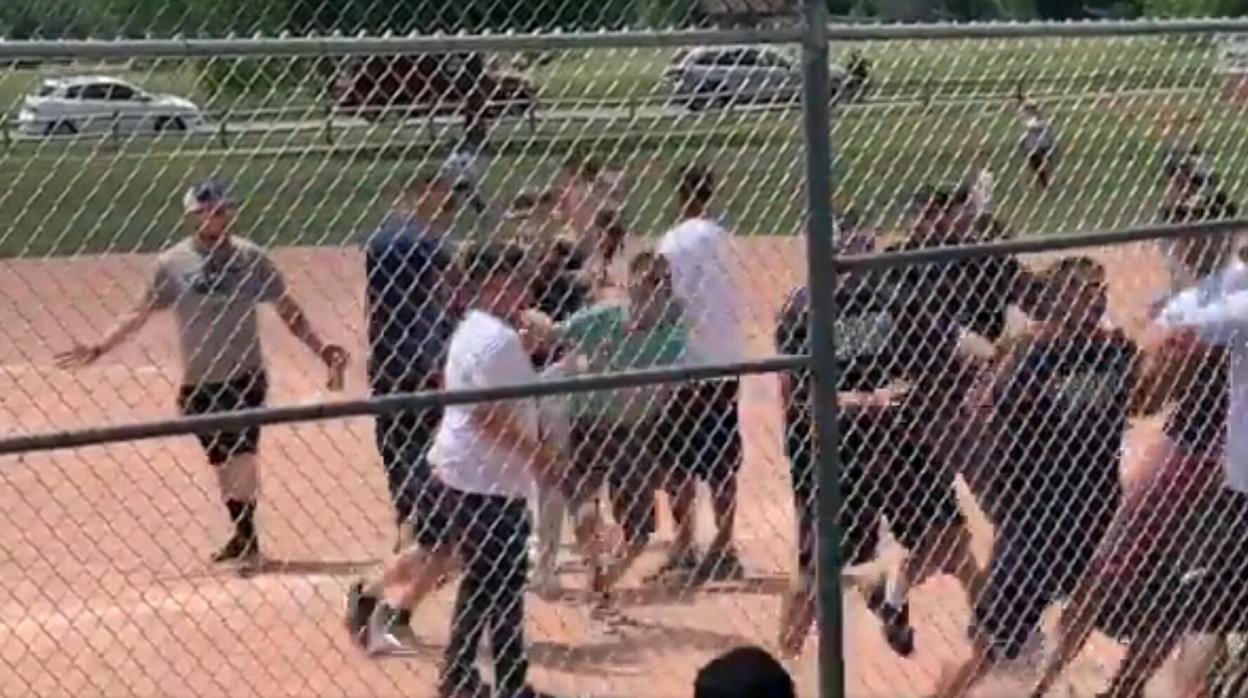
[706, 470, 738, 558]
[899, 522, 983, 607]
[927, 634, 998, 698]
[778, 574, 816, 658]
[667, 475, 697, 558]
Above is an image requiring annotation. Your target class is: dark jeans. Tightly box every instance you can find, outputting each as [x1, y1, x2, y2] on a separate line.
[440, 489, 531, 697]
[374, 411, 438, 524]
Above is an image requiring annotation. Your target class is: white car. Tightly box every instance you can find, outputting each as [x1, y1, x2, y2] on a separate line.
[662, 47, 847, 110]
[16, 77, 205, 136]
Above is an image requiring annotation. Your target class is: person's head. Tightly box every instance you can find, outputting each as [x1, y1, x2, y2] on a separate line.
[460, 242, 532, 318]
[400, 170, 457, 222]
[693, 646, 795, 698]
[1167, 228, 1233, 280]
[676, 164, 715, 218]
[1032, 255, 1108, 328]
[907, 185, 963, 244]
[593, 207, 626, 263]
[628, 251, 675, 322]
[562, 148, 600, 184]
[183, 180, 237, 249]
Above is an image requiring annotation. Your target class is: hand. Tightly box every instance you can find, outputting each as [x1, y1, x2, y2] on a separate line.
[320, 344, 349, 392]
[55, 343, 102, 369]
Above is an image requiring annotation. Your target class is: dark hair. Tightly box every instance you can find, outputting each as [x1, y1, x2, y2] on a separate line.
[1025, 255, 1106, 320]
[677, 164, 716, 207]
[511, 190, 538, 212]
[460, 242, 528, 283]
[628, 251, 670, 283]
[563, 147, 601, 182]
[694, 646, 794, 698]
[595, 208, 627, 263]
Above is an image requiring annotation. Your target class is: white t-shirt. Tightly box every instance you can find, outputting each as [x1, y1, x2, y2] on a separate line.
[971, 167, 995, 216]
[441, 149, 480, 187]
[429, 310, 539, 498]
[658, 217, 747, 365]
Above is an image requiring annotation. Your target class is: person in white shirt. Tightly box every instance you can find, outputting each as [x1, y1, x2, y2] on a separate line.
[1018, 99, 1057, 189]
[652, 165, 749, 584]
[355, 243, 561, 698]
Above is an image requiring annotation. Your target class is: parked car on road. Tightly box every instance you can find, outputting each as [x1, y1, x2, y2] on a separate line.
[662, 46, 848, 110]
[331, 52, 536, 122]
[16, 76, 205, 136]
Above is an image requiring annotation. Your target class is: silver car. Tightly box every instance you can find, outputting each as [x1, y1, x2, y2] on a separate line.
[662, 47, 846, 110]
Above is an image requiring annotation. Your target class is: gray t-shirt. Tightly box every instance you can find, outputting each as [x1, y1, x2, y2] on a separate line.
[150, 237, 286, 385]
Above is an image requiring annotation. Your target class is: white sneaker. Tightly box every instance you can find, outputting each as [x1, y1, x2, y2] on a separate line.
[365, 629, 405, 657]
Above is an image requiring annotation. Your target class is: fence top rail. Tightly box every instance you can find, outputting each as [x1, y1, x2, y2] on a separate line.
[0, 28, 803, 60]
[835, 217, 1248, 272]
[1, 19, 1248, 59]
[824, 17, 1248, 40]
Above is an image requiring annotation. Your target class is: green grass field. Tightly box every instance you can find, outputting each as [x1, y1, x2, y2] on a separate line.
[0, 33, 1239, 259]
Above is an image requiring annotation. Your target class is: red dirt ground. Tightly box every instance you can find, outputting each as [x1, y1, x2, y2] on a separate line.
[0, 238, 1180, 697]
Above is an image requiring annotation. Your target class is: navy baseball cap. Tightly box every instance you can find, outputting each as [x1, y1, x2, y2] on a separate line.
[183, 180, 236, 214]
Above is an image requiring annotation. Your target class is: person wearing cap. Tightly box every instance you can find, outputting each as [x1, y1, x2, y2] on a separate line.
[344, 170, 463, 648]
[56, 180, 348, 566]
[775, 224, 982, 659]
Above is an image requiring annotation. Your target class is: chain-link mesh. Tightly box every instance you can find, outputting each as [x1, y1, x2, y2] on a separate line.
[2, 20, 1248, 698]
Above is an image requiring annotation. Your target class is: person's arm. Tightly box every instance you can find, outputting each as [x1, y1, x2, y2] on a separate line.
[56, 270, 169, 368]
[1156, 268, 1248, 345]
[467, 340, 559, 485]
[273, 294, 349, 388]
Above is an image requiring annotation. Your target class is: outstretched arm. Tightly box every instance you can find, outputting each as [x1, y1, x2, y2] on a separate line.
[55, 292, 160, 368]
[1157, 266, 1248, 345]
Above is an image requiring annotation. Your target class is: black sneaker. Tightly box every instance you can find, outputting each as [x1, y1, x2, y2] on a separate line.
[344, 581, 377, 646]
[210, 535, 260, 565]
[693, 547, 747, 584]
[644, 549, 700, 585]
[866, 581, 915, 657]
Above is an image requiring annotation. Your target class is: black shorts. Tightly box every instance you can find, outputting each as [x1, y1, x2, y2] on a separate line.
[787, 404, 964, 577]
[974, 503, 1115, 660]
[566, 420, 665, 544]
[1094, 489, 1248, 641]
[372, 374, 442, 523]
[1026, 147, 1053, 172]
[665, 379, 743, 488]
[177, 372, 267, 465]
[411, 475, 530, 557]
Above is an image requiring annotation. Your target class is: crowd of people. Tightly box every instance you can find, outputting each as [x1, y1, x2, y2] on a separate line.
[50, 94, 1248, 698]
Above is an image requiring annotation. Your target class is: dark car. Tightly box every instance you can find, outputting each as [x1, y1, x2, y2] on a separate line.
[332, 52, 536, 121]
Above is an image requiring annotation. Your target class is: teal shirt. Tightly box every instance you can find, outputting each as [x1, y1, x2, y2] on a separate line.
[556, 303, 687, 424]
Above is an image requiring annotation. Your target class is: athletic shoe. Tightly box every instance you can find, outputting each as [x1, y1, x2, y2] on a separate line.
[693, 547, 747, 584]
[866, 581, 916, 657]
[344, 581, 377, 647]
[364, 603, 412, 657]
[386, 608, 420, 649]
[644, 549, 700, 585]
[210, 535, 260, 565]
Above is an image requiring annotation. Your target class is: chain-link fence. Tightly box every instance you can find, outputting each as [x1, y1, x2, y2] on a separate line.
[3, 12, 1248, 698]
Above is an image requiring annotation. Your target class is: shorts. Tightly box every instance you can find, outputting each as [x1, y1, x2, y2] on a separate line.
[177, 372, 267, 466]
[372, 374, 442, 523]
[974, 504, 1115, 660]
[786, 403, 964, 577]
[565, 419, 666, 544]
[411, 475, 529, 557]
[1095, 488, 1248, 641]
[665, 379, 743, 489]
[1026, 146, 1053, 172]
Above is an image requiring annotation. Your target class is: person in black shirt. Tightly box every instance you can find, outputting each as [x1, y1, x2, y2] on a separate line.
[889, 185, 1031, 345]
[928, 256, 1139, 698]
[776, 231, 982, 659]
[1029, 219, 1244, 698]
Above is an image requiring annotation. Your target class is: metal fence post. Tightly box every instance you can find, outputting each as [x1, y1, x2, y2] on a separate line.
[801, 2, 844, 698]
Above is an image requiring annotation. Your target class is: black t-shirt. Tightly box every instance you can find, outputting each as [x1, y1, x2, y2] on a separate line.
[990, 330, 1137, 519]
[1163, 345, 1228, 452]
[885, 239, 1025, 343]
[775, 271, 966, 426]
